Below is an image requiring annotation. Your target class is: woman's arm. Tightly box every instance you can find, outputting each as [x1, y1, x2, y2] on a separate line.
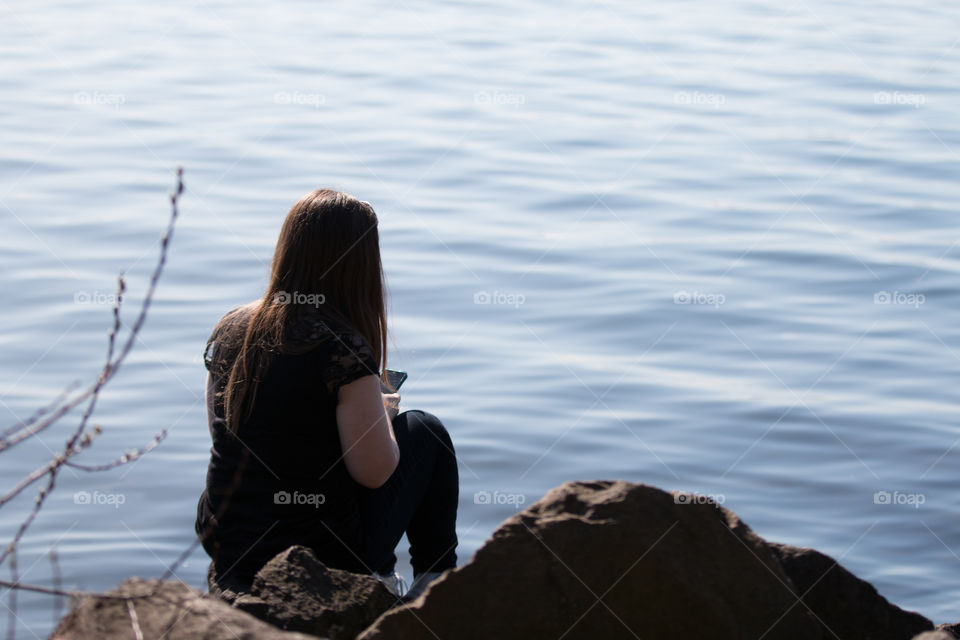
[336, 374, 400, 488]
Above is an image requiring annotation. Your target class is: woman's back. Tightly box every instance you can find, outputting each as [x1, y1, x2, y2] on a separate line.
[197, 304, 380, 578]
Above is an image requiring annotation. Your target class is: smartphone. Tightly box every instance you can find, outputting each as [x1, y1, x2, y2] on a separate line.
[381, 368, 408, 393]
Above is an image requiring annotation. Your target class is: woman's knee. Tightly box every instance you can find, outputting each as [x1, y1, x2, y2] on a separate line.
[397, 409, 454, 451]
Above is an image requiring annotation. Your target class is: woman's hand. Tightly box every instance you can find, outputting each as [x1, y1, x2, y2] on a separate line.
[382, 392, 400, 422]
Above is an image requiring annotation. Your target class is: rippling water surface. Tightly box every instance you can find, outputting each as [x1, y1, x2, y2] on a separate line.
[1, 1, 959, 634]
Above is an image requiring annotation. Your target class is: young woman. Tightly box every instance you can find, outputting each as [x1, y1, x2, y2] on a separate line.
[195, 190, 459, 599]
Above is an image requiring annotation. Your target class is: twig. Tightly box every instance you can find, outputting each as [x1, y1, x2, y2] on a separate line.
[0, 382, 79, 443]
[126, 599, 144, 640]
[49, 549, 61, 630]
[64, 430, 167, 472]
[0, 167, 183, 571]
[1, 472, 57, 570]
[0, 167, 182, 454]
[0, 168, 255, 618]
[6, 546, 16, 640]
[0, 579, 76, 599]
[0, 578, 177, 602]
[0, 438, 91, 510]
[1, 428, 164, 507]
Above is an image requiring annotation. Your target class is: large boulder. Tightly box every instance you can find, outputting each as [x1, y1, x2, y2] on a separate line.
[249, 545, 397, 639]
[49, 578, 316, 640]
[770, 543, 932, 639]
[359, 480, 823, 640]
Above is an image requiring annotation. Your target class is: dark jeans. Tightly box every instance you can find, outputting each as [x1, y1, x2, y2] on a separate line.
[359, 409, 459, 576]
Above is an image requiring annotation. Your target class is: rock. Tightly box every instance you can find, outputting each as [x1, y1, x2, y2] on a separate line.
[233, 593, 271, 619]
[207, 560, 251, 605]
[359, 480, 823, 640]
[937, 623, 960, 638]
[49, 578, 316, 640]
[770, 543, 933, 640]
[913, 632, 955, 640]
[249, 545, 397, 639]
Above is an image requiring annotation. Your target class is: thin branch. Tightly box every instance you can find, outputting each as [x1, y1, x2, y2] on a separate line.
[0, 168, 249, 614]
[49, 549, 62, 629]
[0, 167, 183, 571]
[0, 382, 79, 443]
[0, 167, 297, 633]
[1, 472, 58, 569]
[0, 579, 75, 599]
[126, 599, 144, 640]
[1, 427, 162, 507]
[64, 430, 167, 472]
[0, 167, 182, 454]
[6, 546, 16, 640]
[0, 578, 178, 602]
[0, 437, 92, 510]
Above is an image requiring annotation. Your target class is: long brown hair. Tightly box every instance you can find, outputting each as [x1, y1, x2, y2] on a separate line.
[221, 189, 387, 434]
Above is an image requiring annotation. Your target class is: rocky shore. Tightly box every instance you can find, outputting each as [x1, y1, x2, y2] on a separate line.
[51, 481, 957, 639]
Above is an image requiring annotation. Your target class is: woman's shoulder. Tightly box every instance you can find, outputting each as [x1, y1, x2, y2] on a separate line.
[301, 310, 379, 393]
[285, 306, 360, 348]
[214, 301, 258, 334]
[203, 301, 259, 374]
[286, 308, 378, 382]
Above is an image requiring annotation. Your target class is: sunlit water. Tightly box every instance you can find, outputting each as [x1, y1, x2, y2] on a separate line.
[1, 1, 959, 635]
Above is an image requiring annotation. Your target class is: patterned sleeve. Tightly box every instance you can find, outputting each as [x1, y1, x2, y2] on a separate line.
[319, 327, 380, 395]
[203, 305, 252, 378]
[202, 338, 216, 372]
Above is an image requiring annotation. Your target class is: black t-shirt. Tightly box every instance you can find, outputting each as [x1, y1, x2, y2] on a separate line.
[195, 304, 379, 580]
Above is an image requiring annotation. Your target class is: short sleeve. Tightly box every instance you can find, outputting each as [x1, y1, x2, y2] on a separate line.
[203, 336, 229, 376]
[203, 305, 253, 378]
[319, 328, 379, 394]
[203, 338, 216, 371]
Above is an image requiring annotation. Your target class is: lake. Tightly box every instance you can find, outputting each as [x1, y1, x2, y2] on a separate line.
[1, 0, 959, 635]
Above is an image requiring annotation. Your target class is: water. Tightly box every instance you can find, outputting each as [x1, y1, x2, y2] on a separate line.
[2, 0, 959, 635]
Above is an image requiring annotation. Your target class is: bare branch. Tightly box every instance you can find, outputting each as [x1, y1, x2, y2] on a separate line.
[0, 167, 183, 573]
[0, 382, 79, 443]
[126, 599, 144, 640]
[49, 549, 62, 629]
[5, 546, 16, 640]
[64, 430, 167, 473]
[0, 167, 182, 454]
